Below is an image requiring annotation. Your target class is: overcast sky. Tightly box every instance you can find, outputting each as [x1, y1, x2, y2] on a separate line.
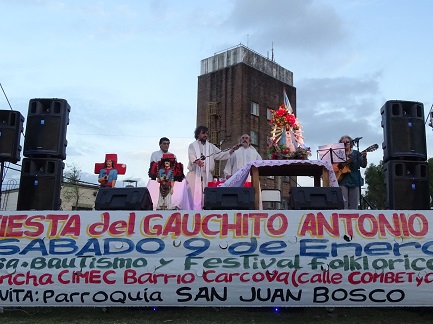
[1, 0, 432, 188]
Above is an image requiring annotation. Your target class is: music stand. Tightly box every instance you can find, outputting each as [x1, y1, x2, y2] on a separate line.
[317, 143, 346, 164]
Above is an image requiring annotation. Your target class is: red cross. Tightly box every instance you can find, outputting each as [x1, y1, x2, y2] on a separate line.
[94, 153, 127, 175]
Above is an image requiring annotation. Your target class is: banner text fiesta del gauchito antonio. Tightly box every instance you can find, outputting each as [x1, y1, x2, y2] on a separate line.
[0, 210, 431, 306]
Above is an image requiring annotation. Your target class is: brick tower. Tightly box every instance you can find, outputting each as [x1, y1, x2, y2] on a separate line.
[197, 44, 297, 208]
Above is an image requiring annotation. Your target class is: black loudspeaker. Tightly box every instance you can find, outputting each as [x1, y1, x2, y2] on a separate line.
[17, 158, 64, 210]
[203, 187, 255, 210]
[289, 187, 344, 210]
[95, 187, 153, 211]
[384, 160, 430, 210]
[381, 100, 426, 162]
[0, 110, 24, 163]
[23, 98, 70, 159]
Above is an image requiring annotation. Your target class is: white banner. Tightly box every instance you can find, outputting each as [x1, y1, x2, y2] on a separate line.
[0, 210, 431, 307]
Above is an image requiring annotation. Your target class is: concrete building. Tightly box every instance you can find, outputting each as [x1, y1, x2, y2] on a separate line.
[197, 44, 297, 207]
[1, 182, 98, 211]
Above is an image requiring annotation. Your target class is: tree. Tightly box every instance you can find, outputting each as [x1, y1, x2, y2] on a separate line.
[428, 158, 433, 207]
[363, 161, 386, 209]
[63, 164, 82, 210]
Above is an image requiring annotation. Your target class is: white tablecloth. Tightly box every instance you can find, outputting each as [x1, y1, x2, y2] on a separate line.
[221, 159, 339, 187]
[146, 179, 193, 210]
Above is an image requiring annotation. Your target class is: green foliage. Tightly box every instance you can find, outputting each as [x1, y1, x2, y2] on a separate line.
[62, 164, 82, 209]
[428, 158, 433, 206]
[363, 161, 386, 209]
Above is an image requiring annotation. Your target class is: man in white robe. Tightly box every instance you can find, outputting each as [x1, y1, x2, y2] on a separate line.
[224, 134, 262, 181]
[186, 126, 238, 210]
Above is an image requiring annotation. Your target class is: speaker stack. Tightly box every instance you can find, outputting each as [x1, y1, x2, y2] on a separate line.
[95, 187, 154, 211]
[203, 187, 255, 210]
[381, 100, 430, 209]
[17, 98, 70, 210]
[0, 110, 24, 164]
[289, 187, 344, 210]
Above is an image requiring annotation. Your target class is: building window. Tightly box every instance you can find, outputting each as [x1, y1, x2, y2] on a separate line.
[267, 108, 272, 120]
[250, 130, 258, 145]
[251, 101, 259, 116]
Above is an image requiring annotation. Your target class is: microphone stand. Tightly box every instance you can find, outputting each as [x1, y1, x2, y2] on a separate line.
[352, 138, 363, 209]
[0, 161, 4, 210]
[194, 143, 240, 206]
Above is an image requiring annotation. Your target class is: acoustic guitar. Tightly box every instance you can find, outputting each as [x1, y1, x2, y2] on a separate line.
[333, 144, 379, 181]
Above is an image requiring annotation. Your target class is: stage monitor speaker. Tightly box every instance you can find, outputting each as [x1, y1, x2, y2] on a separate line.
[203, 187, 255, 210]
[23, 98, 70, 159]
[17, 158, 64, 210]
[0, 110, 24, 163]
[289, 187, 344, 210]
[384, 160, 430, 210]
[381, 100, 426, 162]
[95, 187, 153, 211]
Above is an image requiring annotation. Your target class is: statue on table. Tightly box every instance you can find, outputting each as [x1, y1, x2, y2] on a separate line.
[151, 153, 184, 210]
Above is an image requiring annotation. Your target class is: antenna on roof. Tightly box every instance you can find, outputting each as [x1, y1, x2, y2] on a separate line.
[271, 42, 274, 61]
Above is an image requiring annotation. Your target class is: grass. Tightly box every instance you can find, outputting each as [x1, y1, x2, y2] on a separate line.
[1, 307, 433, 324]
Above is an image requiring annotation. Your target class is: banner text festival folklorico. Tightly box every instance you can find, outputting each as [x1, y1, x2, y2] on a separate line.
[0, 210, 431, 306]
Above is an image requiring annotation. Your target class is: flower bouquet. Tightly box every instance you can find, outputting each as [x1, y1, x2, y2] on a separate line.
[268, 103, 311, 160]
[266, 139, 311, 160]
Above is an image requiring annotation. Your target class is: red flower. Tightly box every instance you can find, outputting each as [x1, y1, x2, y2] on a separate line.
[276, 109, 285, 117]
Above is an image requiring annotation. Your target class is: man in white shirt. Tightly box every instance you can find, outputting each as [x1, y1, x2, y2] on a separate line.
[150, 137, 175, 162]
[186, 126, 238, 210]
[224, 134, 262, 180]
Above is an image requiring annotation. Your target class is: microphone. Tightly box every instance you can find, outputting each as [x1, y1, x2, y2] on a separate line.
[352, 137, 363, 144]
[194, 154, 206, 164]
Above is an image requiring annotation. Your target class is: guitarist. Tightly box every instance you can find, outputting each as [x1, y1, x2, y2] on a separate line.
[336, 135, 367, 209]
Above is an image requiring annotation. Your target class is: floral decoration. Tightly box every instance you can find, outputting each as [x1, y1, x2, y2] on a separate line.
[269, 104, 299, 130]
[266, 138, 312, 160]
[267, 102, 310, 160]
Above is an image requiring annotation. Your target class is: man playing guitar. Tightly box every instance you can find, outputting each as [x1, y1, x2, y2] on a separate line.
[334, 135, 373, 209]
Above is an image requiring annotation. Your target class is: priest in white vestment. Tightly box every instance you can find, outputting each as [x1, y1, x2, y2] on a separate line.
[186, 126, 238, 210]
[223, 134, 262, 181]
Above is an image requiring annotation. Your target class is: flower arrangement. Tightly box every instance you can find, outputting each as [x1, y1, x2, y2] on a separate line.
[266, 139, 312, 160]
[268, 102, 311, 160]
[269, 104, 299, 130]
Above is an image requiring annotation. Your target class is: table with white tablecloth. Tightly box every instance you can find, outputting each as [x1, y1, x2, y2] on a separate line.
[221, 159, 339, 209]
[146, 179, 193, 210]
